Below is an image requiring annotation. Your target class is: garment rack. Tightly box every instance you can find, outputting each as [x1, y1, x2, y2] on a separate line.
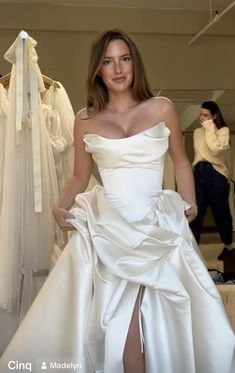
[0, 72, 60, 89]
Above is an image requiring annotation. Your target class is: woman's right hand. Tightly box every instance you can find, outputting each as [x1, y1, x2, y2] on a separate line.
[53, 206, 76, 232]
[185, 205, 198, 223]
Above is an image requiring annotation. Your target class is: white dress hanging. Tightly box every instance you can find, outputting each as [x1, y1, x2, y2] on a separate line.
[42, 103, 67, 190]
[0, 83, 8, 215]
[0, 32, 59, 319]
[0, 84, 20, 357]
[42, 82, 74, 192]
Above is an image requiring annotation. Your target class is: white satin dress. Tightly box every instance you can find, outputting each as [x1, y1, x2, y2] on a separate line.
[0, 122, 234, 373]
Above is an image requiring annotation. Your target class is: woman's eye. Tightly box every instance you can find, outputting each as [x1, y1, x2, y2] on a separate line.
[123, 56, 131, 61]
[103, 60, 111, 65]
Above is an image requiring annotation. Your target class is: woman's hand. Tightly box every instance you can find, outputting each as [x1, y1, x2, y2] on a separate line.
[185, 205, 198, 223]
[53, 206, 76, 232]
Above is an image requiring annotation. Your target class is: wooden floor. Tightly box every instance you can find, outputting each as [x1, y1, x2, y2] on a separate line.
[198, 231, 235, 333]
[199, 231, 235, 271]
[200, 231, 235, 245]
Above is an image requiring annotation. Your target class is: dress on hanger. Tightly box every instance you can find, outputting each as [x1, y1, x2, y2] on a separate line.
[41, 103, 67, 192]
[0, 122, 234, 372]
[42, 82, 74, 193]
[0, 32, 59, 319]
[41, 103, 69, 259]
[0, 84, 19, 357]
[0, 83, 8, 214]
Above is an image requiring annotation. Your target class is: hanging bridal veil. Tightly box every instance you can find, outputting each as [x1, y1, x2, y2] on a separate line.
[0, 31, 59, 317]
[0, 84, 8, 214]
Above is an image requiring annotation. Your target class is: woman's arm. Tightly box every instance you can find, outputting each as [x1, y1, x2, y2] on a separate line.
[159, 98, 197, 222]
[202, 119, 230, 156]
[53, 112, 93, 230]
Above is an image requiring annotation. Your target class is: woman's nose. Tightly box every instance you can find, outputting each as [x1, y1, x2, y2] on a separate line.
[114, 61, 121, 73]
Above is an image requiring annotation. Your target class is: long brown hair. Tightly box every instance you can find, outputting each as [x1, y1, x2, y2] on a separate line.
[201, 101, 227, 129]
[86, 29, 154, 115]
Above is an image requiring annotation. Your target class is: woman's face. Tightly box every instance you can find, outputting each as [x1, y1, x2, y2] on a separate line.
[99, 39, 133, 94]
[199, 108, 216, 124]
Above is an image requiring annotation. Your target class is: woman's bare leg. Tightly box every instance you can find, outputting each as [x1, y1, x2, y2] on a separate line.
[123, 289, 145, 373]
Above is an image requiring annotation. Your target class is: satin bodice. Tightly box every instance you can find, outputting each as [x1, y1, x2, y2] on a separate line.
[84, 122, 170, 221]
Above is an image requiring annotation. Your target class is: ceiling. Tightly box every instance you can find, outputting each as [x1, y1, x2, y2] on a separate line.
[0, 0, 232, 10]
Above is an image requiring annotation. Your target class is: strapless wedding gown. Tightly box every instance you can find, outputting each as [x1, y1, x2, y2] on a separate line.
[0, 122, 234, 373]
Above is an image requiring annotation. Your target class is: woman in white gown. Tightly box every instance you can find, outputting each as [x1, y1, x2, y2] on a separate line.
[0, 29, 234, 373]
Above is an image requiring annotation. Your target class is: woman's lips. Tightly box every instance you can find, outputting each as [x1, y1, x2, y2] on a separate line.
[113, 77, 126, 83]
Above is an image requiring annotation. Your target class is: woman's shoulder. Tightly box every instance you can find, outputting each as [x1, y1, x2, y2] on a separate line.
[145, 96, 174, 110]
[143, 96, 175, 119]
[76, 107, 89, 121]
[75, 107, 104, 136]
[74, 107, 94, 136]
[151, 96, 173, 104]
[76, 107, 102, 121]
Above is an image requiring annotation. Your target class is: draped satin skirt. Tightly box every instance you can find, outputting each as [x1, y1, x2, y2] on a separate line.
[0, 186, 234, 373]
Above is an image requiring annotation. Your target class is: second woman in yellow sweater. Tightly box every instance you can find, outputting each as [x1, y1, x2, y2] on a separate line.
[190, 100, 235, 269]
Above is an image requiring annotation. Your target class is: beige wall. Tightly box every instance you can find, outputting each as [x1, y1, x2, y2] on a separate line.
[1, 3, 235, 113]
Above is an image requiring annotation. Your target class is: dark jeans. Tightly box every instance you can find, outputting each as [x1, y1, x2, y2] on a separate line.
[190, 162, 233, 245]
